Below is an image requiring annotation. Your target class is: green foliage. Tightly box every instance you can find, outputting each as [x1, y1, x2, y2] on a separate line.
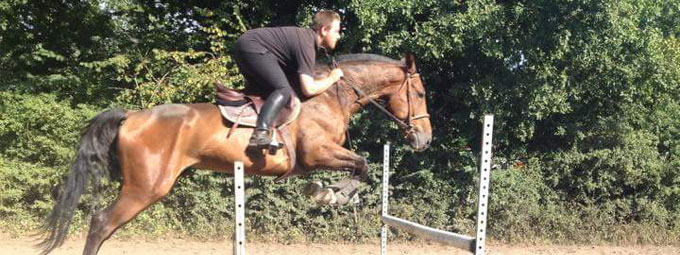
[540, 119, 679, 229]
[113, 47, 243, 108]
[0, 159, 63, 232]
[0, 93, 101, 235]
[0, 92, 98, 166]
[488, 164, 569, 243]
[0, 0, 118, 104]
[0, 0, 679, 246]
[489, 159, 679, 245]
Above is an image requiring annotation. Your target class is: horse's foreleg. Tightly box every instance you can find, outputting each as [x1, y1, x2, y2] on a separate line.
[303, 143, 369, 205]
[308, 143, 369, 180]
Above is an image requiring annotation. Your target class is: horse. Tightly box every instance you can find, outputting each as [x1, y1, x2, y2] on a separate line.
[40, 53, 432, 255]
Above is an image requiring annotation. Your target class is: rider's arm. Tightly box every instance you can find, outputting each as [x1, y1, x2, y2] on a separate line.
[299, 69, 344, 97]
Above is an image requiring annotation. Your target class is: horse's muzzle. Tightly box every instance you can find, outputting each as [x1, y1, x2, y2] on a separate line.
[407, 131, 431, 152]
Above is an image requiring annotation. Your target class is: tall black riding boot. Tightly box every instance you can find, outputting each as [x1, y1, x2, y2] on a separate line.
[248, 90, 290, 148]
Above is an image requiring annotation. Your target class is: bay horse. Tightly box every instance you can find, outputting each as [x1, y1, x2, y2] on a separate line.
[40, 53, 432, 255]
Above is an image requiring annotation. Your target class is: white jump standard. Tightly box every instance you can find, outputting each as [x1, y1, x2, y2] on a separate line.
[234, 161, 246, 255]
[380, 115, 494, 255]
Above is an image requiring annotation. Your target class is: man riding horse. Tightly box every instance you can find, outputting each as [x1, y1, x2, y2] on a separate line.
[41, 9, 433, 255]
[234, 10, 344, 149]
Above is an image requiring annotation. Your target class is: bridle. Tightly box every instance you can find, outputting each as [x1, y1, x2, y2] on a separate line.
[332, 59, 430, 137]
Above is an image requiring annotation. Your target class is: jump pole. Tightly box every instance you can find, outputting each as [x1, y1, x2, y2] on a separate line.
[234, 161, 246, 255]
[381, 114, 494, 255]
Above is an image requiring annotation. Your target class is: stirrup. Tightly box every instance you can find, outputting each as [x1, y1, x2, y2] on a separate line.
[248, 129, 285, 153]
[248, 129, 272, 149]
[267, 131, 285, 154]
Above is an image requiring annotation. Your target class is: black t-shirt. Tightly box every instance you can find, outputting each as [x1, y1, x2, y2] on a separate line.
[236, 27, 318, 77]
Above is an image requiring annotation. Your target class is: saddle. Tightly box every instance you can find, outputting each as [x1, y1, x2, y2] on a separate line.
[215, 82, 301, 182]
[215, 82, 301, 132]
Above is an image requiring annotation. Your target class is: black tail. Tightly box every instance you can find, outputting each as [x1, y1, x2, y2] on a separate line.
[39, 108, 127, 254]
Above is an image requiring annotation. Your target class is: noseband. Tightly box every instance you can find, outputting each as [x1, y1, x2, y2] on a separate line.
[402, 72, 431, 127]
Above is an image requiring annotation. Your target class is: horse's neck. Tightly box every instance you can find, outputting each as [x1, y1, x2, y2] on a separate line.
[309, 74, 389, 121]
[302, 63, 401, 129]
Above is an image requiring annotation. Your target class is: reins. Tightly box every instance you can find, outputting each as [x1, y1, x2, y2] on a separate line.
[331, 58, 430, 137]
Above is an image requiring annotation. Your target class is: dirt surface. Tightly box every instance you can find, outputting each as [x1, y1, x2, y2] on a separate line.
[2, 237, 678, 255]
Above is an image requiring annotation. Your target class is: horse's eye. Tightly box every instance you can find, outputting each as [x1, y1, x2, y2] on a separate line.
[417, 92, 425, 98]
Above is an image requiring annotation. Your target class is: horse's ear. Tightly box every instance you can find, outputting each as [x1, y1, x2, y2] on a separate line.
[405, 53, 417, 74]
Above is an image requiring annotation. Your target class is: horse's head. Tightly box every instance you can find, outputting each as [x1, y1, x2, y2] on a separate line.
[384, 54, 432, 152]
[327, 53, 432, 151]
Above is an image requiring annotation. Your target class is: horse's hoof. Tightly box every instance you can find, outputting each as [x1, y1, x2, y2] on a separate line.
[349, 193, 360, 204]
[332, 192, 360, 206]
[304, 180, 323, 197]
[312, 188, 337, 205]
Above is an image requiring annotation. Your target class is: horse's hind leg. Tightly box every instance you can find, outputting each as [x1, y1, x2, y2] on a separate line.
[82, 166, 180, 255]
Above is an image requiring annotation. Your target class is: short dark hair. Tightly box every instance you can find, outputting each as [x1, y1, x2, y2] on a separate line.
[312, 10, 340, 31]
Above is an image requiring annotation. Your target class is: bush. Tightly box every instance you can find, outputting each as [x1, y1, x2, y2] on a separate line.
[0, 159, 62, 233]
[0, 93, 99, 235]
[0, 92, 98, 166]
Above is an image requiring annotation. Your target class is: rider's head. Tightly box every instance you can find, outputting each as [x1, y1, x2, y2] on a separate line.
[313, 10, 341, 50]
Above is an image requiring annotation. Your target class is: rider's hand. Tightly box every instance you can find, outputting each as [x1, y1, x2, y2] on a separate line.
[330, 68, 344, 81]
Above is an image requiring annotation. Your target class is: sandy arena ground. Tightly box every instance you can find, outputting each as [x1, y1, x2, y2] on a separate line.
[1, 237, 678, 255]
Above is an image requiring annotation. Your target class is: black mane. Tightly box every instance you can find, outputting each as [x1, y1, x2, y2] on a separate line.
[316, 53, 404, 68]
[336, 53, 403, 64]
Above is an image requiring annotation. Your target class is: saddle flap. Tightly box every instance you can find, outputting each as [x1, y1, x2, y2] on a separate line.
[217, 93, 301, 129]
[215, 82, 250, 106]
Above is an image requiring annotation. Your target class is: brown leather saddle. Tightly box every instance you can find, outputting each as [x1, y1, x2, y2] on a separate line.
[215, 82, 301, 134]
[215, 82, 302, 182]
